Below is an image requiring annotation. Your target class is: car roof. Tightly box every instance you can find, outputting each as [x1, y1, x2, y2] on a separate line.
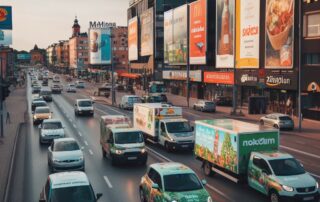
[255, 151, 293, 160]
[77, 99, 91, 102]
[53, 138, 76, 143]
[49, 171, 90, 189]
[35, 106, 50, 110]
[43, 119, 61, 123]
[150, 162, 194, 176]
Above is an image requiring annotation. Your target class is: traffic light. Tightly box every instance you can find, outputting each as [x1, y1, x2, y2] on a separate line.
[1, 83, 10, 101]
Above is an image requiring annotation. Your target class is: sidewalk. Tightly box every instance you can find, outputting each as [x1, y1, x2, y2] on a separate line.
[0, 85, 27, 201]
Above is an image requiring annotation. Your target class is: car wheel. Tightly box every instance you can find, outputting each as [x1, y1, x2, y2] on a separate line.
[260, 120, 264, 125]
[139, 188, 146, 202]
[203, 161, 214, 176]
[269, 190, 280, 202]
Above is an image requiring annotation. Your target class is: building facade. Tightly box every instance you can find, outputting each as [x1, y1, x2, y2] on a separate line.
[30, 44, 46, 65]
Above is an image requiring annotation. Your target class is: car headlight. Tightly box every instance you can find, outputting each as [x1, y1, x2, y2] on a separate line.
[282, 185, 294, 192]
[141, 148, 146, 154]
[316, 182, 319, 189]
[48, 115, 52, 119]
[207, 196, 213, 202]
[33, 115, 37, 119]
[169, 137, 175, 142]
[115, 149, 123, 155]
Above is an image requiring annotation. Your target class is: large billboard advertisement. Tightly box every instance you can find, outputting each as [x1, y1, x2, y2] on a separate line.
[236, 0, 260, 69]
[162, 70, 202, 82]
[265, 0, 294, 69]
[216, 0, 235, 68]
[204, 72, 234, 85]
[189, 0, 207, 65]
[140, 8, 154, 56]
[0, 30, 12, 45]
[89, 28, 111, 65]
[17, 53, 31, 60]
[0, 6, 12, 30]
[164, 5, 188, 65]
[128, 17, 138, 61]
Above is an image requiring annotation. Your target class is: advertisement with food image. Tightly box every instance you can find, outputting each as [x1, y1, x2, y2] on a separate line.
[128, 17, 138, 61]
[140, 8, 153, 56]
[265, 0, 294, 69]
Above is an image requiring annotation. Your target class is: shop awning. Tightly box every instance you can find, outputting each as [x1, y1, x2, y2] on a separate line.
[119, 73, 141, 79]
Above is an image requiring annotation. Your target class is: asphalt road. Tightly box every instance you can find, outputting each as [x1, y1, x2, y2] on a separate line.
[12, 76, 320, 202]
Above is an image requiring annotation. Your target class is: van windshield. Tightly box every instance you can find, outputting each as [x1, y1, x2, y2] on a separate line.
[269, 158, 305, 176]
[164, 173, 203, 192]
[51, 185, 95, 202]
[166, 122, 192, 134]
[78, 101, 92, 107]
[128, 97, 141, 103]
[115, 132, 143, 144]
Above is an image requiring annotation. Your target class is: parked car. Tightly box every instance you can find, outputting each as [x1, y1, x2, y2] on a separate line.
[39, 119, 65, 144]
[51, 84, 62, 94]
[31, 100, 47, 112]
[39, 89, 53, 102]
[193, 100, 216, 112]
[139, 162, 211, 202]
[119, 95, 141, 110]
[32, 85, 41, 94]
[75, 81, 85, 88]
[33, 106, 52, 125]
[215, 96, 232, 106]
[66, 84, 76, 93]
[39, 172, 102, 202]
[260, 113, 294, 130]
[47, 138, 84, 172]
[74, 99, 94, 116]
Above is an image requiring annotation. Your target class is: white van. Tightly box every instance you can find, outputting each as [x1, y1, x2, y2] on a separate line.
[119, 95, 141, 110]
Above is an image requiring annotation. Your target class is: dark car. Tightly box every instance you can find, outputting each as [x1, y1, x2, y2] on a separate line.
[32, 85, 41, 94]
[40, 90, 53, 102]
[42, 79, 48, 86]
[141, 95, 163, 103]
[215, 96, 233, 106]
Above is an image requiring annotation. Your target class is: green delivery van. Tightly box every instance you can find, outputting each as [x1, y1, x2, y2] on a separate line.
[195, 119, 319, 202]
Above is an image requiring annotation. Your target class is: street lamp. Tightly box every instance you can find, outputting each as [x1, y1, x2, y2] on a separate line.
[111, 31, 116, 106]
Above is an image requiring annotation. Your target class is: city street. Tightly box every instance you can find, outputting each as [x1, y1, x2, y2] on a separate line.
[10, 75, 319, 202]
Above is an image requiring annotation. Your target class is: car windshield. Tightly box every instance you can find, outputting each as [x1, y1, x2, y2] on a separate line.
[35, 108, 50, 113]
[51, 185, 95, 202]
[54, 141, 80, 151]
[164, 173, 203, 192]
[128, 97, 141, 103]
[204, 102, 214, 106]
[166, 122, 192, 134]
[115, 132, 144, 144]
[78, 101, 92, 107]
[151, 96, 162, 103]
[43, 122, 62, 129]
[40, 91, 52, 95]
[279, 116, 292, 121]
[269, 158, 305, 176]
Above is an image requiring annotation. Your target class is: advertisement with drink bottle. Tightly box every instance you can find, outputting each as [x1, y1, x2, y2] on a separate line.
[216, 0, 235, 68]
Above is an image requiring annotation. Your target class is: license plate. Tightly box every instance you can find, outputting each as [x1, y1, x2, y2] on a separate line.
[181, 145, 189, 148]
[303, 196, 314, 201]
[128, 157, 137, 160]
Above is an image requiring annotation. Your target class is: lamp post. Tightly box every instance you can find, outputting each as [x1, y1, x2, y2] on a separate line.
[298, 0, 302, 131]
[111, 30, 116, 106]
[0, 57, 3, 138]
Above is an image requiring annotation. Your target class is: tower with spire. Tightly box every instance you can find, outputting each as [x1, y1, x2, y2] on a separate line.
[72, 16, 80, 37]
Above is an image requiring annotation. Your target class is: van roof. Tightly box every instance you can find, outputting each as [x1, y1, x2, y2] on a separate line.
[150, 162, 194, 176]
[109, 126, 141, 133]
[101, 115, 130, 125]
[49, 171, 90, 189]
[135, 103, 179, 109]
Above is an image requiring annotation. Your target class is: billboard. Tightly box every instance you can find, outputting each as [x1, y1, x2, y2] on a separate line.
[17, 53, 31, 60]
[162, 70, 202, 82]
[265, 0, 294, 69]
[189, 0, 207, 65]
[164, 5, 188, 65]
[216, 0, 235, 68]
[0, 6, 12, 30]
[0, 29, 12, 45]
[89, 28, 112, 65]
[128, 17, 138, 61]
[204, 72, 234, 85]
[140, 8, 154, 56]
[236, 0, 260, 69]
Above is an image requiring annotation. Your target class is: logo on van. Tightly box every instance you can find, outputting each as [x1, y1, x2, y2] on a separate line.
[242, 138, 275, 147]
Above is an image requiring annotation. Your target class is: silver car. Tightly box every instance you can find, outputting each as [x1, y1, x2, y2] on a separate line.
[260, 113, 294, 130]
[193, 100, 216, 112]
[39, 119, 65, 144]
[48, 138, 84, 172]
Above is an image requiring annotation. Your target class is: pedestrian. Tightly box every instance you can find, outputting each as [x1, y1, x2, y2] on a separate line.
[6, 111, 11, 124]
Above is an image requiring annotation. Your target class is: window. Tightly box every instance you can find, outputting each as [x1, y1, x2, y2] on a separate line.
[304, 53, 320, 65]
[304, 12, 320, 38]
[160, 123, 166, 132]
[148, 168, 162, 189]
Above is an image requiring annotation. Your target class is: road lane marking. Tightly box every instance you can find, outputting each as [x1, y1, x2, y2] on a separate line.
[280, 145, 320, 159]
[73, 123, 77, 128]
[69, 118, 72, 122]
[78, 132, 82, 137]
[103, 176, 113, 188]
[97, 105, 126, 116]
[89, 149, 93, 155]
[84, 141, 88, 146]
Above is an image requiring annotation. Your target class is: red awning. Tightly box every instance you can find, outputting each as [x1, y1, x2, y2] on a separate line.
[119, 73, 141, 79]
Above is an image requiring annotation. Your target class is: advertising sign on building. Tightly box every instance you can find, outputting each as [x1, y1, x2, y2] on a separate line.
[128, 17, 138, 61]
[89, 28, 111, 65]
[189, 0, 207, 65]
[0, 29, 12, 45]
[236, 0, 260, 69]
[0, 6, 12, 30]
[265, 70, 297, 90]
[216, 0, 235, 68]
[162, 70, 202, 82]
[204, 72, 234, 85]
[17, 53, 31, 60]
[265, 0, 294, 69]
[164, 5, 188, 65]
[235, 70, 259, 86]
[140, 8, 154, 56]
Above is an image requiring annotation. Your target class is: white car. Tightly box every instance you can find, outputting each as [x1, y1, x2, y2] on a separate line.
[66, 84, 76, 93]
[119, 95, 141, 110]
[39, 119, 65, 144]
[74, 99, 94, 116]
[260, 113, 294, 130]
[193, 100, 216, 112]
[75, 81, 85, 88]
[47, 138, 84, 172]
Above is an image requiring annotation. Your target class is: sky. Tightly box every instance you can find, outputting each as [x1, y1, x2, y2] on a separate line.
[1, 0, 130, 51]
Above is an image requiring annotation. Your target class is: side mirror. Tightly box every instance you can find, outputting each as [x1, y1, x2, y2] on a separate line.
[32, 111, 35, 114]
[96, 193, 103, 200]
[38, 125, 42, 129]
[191, 126, 194, 132]
[81, 147, 85, 151]
[107, 139, 113, 144]
[151, 183, 159, 190]
[48, 146, 52, 151]
[201, 179, 207, 186]
[262, 169, 270, 176]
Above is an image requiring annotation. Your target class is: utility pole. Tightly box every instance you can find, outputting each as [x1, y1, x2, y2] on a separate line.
[298, 0, 302, 132]
[186, 1, 190, 108]
[0, 57, 3, 138]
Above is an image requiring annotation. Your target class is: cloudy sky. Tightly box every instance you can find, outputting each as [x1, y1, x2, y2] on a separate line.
[1, 0, 130, 51]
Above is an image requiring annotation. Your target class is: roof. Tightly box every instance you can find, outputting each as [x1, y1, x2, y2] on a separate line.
[109, 126, 141, 133]
[53, 138, 76, 143]
[256, 151, 292, 160]
[196, 119, 277, 134]
[150, 162, 194, 176]
[49, 172, 89, 189]
[43, 119, 61, 123]
[101, 115, 130, 125]
[135, 103, 178, 109]
[35, 106, 50, 110]
[161, 118, 188, 123]
[32, 100, 46, 104]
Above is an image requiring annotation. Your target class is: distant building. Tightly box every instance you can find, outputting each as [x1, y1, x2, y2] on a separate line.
[15, 50, 31, 64]
[30, 44, 46, 65]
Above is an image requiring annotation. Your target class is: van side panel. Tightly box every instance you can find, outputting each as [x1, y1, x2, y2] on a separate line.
[133, 105, 156, 137]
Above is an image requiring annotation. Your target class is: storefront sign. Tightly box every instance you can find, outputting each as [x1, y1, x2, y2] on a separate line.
[265, 0, 294, 69]
[216, 0, 235, 68]
[264, 70, 297, 90]
[128, 17, 138, 61]
[302, 68, 320, 92]
[235, 70, 258, 86]
[189, 0, 207, 65]
[162, 70, 202, 82]
[236, 0, 260, 69]
[204, 72, 234, 85]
